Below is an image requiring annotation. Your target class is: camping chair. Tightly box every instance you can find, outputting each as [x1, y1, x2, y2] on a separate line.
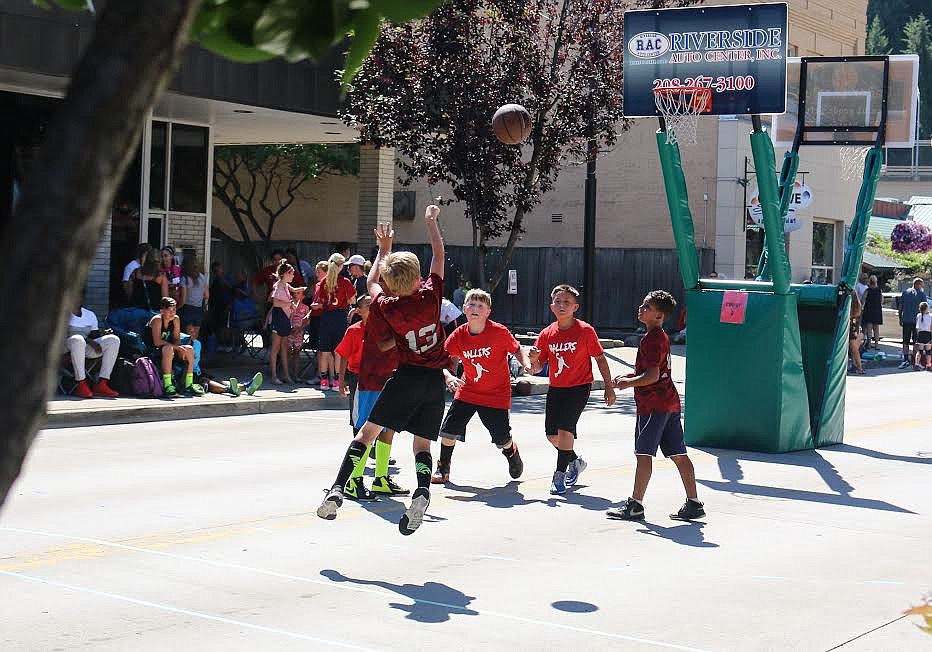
[58, 352, 101, 395]
[230, 296, 267, 360]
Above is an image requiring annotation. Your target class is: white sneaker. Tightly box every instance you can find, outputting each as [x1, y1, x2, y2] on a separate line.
[898, 361, 911, 369]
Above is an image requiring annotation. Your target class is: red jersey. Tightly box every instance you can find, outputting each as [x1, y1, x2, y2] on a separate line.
[334, 321, 364, 374]
[368, 273, 449, 369]
[534, 319, 603, 388]
[634, 327, 680, 415]
[358, 322, 398, 391]
[314, 276, 356, 311]
[445, 320, 519, 410]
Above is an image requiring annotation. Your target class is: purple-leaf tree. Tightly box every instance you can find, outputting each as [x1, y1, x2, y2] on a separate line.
[344, 0, 687, 291]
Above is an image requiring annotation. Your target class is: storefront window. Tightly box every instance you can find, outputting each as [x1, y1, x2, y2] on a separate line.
[745, 228, 764, 279]
[169, 124, 208, 213]
[149, 121, 167, 210]
[811, 221, 835, 284]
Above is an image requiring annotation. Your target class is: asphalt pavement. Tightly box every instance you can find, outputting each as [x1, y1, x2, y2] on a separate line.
[4, 352, 931, 651]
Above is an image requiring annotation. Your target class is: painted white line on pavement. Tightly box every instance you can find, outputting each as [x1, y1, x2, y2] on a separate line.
[1, 526, 708, 652]
[0, 569, 379, 652]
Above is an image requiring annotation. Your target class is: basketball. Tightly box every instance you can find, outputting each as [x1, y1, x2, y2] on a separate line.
[513, 380, 532, 396]
[492, 104, 532, 145]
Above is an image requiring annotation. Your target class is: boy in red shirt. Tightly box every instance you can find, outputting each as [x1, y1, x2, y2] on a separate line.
[335, 294, 405, 501]
[433, 289, 532, 484]
[608, 290, 704, 521]
[318, 206, 449, 535]
[529, 284, 616, 495]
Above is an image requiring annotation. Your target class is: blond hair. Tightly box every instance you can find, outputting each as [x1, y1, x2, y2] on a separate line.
[465, 288, 491, 307]
[325, 253, 345, 293]
[380, 251, 421, 296]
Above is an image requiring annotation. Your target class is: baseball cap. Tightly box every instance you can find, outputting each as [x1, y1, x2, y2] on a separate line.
[347, 254, 366, 266]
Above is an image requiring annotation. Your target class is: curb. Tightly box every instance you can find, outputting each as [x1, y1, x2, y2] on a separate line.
[44, 393, 344, 429]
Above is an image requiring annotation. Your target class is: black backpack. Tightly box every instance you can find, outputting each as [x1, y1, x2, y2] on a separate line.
[108, 357, 136, 396]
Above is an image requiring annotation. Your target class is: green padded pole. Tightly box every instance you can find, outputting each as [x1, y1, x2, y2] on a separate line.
[757, 151, 801, 279]
[840, 148, 884, 287]
[656, 131, 700, 290]
[749, 129, 791, 294]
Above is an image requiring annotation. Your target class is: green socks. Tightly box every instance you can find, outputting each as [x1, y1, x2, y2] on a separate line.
[162, 373, 172, 388]
[375, 440, 392, 478]
[185, 372, 194, 388]
[351, 445, 371, 479]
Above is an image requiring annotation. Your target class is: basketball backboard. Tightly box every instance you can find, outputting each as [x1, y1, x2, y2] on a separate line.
[622, 2, 789, 118]
[771, 55, 919, 148]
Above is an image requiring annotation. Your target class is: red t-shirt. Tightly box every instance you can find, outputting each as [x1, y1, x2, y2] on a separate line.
[334, 321, 364, 374]
[368, 273, 449, 369]
[254, 264, 279, 293]
[534, 319, 603, 388]
[634, 327, 680, 415]
[445, 320, 519, 410]
[358, 322, 398, 391]
[314, 276, 356, 311]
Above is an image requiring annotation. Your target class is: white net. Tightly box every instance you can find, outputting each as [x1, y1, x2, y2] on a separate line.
[653, 87, 711, 146]
[839, 145, 871, 181]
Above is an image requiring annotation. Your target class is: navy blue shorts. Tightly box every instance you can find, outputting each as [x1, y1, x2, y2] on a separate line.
[318, 309, 348, 352]
[635, 412, 687, 457]
[270, 307, 291, 337]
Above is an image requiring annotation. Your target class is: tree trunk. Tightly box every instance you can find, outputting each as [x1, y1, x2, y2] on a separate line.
[488, 207, 526, 292]
[0, 0, 202, 511]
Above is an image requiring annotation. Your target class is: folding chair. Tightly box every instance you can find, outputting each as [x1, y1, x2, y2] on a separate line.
[58, 353, 101, 395]
[229, 297, 267, 360]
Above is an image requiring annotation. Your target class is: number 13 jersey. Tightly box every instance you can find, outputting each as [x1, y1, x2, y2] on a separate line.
[368, 272, 450, 370]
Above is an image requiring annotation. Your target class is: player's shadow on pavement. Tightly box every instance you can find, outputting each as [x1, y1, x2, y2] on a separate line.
[320, 569, 478, 623]
[699, 446, 918, 514]
[544, 487, 615, 512]
[633, 521, 718, 548]
[444, 481, 547, 509]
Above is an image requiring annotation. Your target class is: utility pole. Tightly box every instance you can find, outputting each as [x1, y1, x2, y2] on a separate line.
[582, 9, 598, 321]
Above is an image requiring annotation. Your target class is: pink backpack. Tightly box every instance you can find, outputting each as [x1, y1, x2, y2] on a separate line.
[131, 357, 163, 397]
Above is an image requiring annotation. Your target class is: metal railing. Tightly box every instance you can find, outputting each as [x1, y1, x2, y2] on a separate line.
[881, 143, 932, 179]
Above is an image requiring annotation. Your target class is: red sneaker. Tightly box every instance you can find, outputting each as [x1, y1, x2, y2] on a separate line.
[92, 379, 119, 398]
[73, 380, 94, 398]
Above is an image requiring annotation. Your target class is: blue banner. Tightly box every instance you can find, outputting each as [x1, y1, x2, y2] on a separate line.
[623, 3, 788, 117]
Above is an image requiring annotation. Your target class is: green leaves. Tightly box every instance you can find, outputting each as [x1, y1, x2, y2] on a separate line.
[32, 0, 94, 10]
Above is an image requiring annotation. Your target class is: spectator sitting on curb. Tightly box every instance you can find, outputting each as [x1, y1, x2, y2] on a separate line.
[146, 297, 204, 397]
[196, 370, 264, 397]
[66, 296, 121, 398]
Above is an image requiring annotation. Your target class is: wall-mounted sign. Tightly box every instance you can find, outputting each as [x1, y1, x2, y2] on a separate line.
[747, 180, 812, 232]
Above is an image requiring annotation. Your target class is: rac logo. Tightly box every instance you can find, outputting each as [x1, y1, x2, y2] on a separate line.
[627, 32, 670, 59]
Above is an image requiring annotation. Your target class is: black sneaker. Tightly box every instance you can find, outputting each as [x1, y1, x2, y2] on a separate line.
[503, 444, 524, 479]
[316, 487, 344, 520]
[606, 498, 645, 521]
[343, 476, 378, 502]
[670, 499, 705, 521]
[399, 487, 430, 536]
[372, 475, 410, 496]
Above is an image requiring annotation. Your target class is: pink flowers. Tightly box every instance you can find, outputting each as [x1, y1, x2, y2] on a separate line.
[891, 221, 932, 254]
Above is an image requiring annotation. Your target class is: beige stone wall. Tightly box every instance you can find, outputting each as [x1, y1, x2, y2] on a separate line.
[166, 214, 208, 263]
[210, 172, 361, 244]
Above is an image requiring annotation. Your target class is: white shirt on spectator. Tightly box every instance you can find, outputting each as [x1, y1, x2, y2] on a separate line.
[440, 298, 463, 325]
[68, 307, 100, 338]
[123, 259, 141, 282]
[855, 281, 868, 303]
[916, 313, 932, 332]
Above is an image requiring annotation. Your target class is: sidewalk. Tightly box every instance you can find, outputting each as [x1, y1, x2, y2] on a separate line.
[45, 346, 652, 429]
[45, 334, 915, 429]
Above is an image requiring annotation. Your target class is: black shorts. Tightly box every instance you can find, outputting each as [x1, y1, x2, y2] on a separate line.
[270, 307, 291, 337]
[917, 331, 932, 345]
[319, 309, 349, 352]
[545, 384, 591, 437]
[367, 365, 445, 440]
[440, 399, 512, 446]
[635, 412, 687, 457]
[902, 323, 917, 347]
[179, 305, 204, 328]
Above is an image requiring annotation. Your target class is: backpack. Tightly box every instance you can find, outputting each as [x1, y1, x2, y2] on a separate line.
[131, 356, 163, 397]
[108, 357, 136, 396]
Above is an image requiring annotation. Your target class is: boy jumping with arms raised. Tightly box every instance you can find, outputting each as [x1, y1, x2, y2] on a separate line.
[529, 284, 616, 495]
[317, 206, 448, 535]
[432, 288, 531, 484]
[608, 290, 704, 521]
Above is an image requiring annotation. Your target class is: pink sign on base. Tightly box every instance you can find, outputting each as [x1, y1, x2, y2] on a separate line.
[720, 291, 748, 324]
